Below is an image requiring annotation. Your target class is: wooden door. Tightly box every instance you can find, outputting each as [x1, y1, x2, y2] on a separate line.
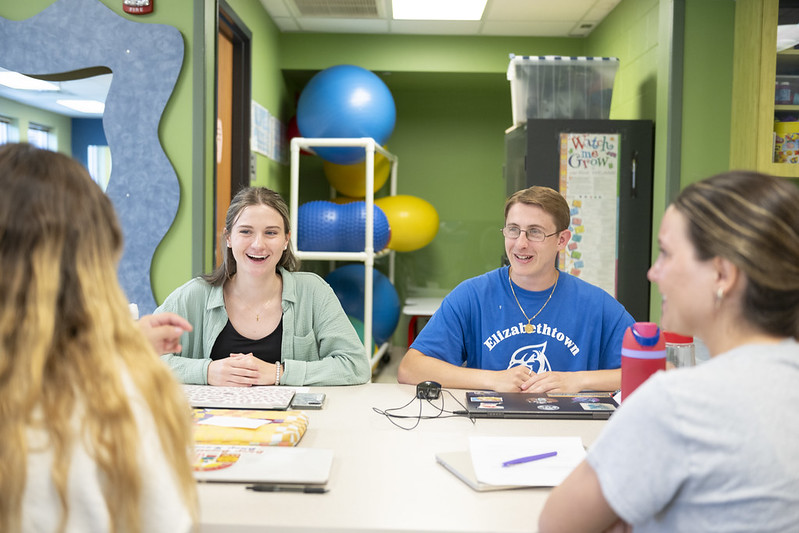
[215, 28, 234, 267]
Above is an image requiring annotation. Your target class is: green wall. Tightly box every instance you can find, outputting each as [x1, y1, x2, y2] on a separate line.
[384, 73, 510, 295]
[234, 0, 291, 194]
[681, 0, 734, 185]
[279, 33, 584, 74]
[586, 0, 660, 121]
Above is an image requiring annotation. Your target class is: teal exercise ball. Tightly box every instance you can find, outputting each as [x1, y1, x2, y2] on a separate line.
[325, 265, 400, 345]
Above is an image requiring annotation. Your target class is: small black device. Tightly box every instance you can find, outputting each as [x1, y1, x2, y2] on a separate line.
[416, 380, 442, 400]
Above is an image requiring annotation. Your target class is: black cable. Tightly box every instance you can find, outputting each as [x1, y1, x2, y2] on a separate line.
[372, 389, 475, 430]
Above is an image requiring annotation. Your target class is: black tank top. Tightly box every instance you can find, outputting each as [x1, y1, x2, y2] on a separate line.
[210, 316, 283, 364]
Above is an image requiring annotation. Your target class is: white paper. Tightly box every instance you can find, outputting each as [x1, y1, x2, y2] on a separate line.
[469, 436, 586, 487]
[197, 416, 270, 429]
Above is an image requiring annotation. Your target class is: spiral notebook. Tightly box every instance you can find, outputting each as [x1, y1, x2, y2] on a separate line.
[436, 451, 521, 492]
[463, 391, 618, 420]
[437, 436, 586, 490]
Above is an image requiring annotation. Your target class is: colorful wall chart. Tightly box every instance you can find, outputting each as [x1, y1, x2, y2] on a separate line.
[558, 133, 620, 297]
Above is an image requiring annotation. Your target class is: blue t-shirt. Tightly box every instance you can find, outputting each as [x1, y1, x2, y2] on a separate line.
[411, 266, 633, 373]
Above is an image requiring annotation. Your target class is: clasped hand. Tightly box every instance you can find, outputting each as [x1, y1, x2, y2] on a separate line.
[494, 365, 582, 394]
[208, 353, 276, 386]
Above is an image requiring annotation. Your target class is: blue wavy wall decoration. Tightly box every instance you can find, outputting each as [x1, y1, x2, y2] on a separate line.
[0, 0, 184, 314]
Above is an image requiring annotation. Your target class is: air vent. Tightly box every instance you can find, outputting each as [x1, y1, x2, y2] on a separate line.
[292, 0, 379, 18]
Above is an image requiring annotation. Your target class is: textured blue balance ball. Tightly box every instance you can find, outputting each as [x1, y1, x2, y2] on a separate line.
[325, 264, 400, 345]
[298, 200, 390, 252]
[297, 65, 396, 165]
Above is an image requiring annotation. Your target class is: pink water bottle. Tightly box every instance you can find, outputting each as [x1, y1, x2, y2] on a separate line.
[621, 322, 665, 402]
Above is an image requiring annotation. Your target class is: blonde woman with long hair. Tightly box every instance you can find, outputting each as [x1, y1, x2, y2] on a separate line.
[0, 143, 197, 533]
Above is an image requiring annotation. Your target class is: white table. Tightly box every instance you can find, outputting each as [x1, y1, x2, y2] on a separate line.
[198, 383, 607, 532]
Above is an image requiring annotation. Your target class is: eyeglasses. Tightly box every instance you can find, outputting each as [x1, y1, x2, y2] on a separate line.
[501, 225, 559, 242]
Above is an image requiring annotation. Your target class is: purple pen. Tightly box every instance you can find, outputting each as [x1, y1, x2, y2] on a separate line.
[501, 450, 558, 467]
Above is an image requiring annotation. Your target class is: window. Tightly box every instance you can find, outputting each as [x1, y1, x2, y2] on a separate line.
[87, 144, 112, 191]
[27, 122, 55, 150]
[0, 116, 12, 145]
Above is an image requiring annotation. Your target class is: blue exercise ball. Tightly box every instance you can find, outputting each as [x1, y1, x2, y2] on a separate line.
[298, 201, 390, 252]
[297, 65, 396, 165]
[325, 265, 400, 345]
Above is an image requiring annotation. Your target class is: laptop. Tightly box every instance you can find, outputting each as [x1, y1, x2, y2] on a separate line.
[194, 445, 333, 484]
[184, 385, 296, 410]
[463, 391, 618, 420]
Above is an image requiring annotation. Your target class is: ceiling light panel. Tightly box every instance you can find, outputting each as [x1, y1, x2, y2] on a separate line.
[0, 70, 60, 91]
[56, 99, 105, 114]
[392, 0, 487, 21]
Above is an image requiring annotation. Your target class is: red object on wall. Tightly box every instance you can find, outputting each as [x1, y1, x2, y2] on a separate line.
[123, 0, 153, 15]
[287, 115, 315, 156]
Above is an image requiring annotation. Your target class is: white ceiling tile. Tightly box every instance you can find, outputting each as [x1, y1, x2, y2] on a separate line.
[271, 16, 301, 31]
[485, 0, 598, 21]
[389, 20, 482, 35]
[569, 21, 600, 37]
[585, 0, 622, 20]
[298, 18, 390, 33]
[259, 0, 293, 18]
[258, 0, 625, 37]
[481, 20, 577, 37]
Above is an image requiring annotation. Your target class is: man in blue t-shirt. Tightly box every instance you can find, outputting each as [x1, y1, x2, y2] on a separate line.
[397, 186, 634, 393]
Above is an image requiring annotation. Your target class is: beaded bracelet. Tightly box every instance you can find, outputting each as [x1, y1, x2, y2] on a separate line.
[275, 362, 281, 385]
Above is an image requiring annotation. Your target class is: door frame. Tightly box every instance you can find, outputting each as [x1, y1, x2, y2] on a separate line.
[214, 1, 252, 263]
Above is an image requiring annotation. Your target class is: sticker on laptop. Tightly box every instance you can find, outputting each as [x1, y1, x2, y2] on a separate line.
[548, 392, 614, 398]
[537, 405, 560, 411]
[526, 397, 558, 404]
[471, 396, 502, 403]
[476, 402, 504, 410]
[580, 403, 616, 411]
[570, 396, 600, 403]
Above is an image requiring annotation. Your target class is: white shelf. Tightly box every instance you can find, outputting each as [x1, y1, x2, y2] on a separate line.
[289, 137, 398, 372]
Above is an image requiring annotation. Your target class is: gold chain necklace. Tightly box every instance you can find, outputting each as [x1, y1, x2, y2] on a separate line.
[226, 286, 276, 322]
[251, 302, 269, 322]
[508, 267, 559, 334]
[237, 298, 272, 322]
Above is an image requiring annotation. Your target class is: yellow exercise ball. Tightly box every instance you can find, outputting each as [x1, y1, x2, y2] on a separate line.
[374, 195, 439, 252]
[323, 149, 391, 198]
[329, 196, 358, 204]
